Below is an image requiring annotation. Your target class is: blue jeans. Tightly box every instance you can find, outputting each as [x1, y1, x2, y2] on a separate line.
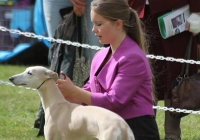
[43, 0, 101, 60]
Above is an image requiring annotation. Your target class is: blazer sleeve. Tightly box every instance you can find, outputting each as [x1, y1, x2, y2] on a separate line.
[90, 53, 148, 112]
[82, 80, 91, 92]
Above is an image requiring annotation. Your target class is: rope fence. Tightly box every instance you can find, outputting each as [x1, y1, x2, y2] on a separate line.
[0, 25, 200, 116]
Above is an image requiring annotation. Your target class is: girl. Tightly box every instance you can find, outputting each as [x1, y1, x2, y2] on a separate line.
[57, 0, 160, 139]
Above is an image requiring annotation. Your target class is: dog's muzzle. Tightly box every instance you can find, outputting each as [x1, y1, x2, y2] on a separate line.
[9, 77, 26, 86]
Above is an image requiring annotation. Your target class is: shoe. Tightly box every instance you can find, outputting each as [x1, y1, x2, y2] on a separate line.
[34, 102, 44, 129]
[37, 111, 45, 137]
[34, 119, 41, 129]
[165, 138, 181, 140]
[33, 102, 45, 137]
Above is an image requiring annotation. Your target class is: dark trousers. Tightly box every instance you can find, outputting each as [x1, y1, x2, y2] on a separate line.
[125, 115, 160, 140]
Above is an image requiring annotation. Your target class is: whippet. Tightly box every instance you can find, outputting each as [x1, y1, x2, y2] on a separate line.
[9, 66, 135, 140]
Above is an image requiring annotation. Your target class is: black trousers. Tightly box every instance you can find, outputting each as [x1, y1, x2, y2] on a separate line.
[125, 115, 160, 140]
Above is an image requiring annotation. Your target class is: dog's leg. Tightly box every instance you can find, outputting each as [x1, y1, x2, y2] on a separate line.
[100, 127, 123, 140]
[100, 125, 135, 140]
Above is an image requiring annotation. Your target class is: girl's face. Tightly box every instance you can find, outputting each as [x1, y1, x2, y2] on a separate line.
[90, 10, 119, 45]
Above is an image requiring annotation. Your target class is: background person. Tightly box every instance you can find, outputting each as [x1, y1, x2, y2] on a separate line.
[128, 0, 200, 140]
[34, 0, 102, 135]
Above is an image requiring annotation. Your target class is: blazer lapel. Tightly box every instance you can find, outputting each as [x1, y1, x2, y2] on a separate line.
[93, 47, 111, 76]
[96, 36, 131, 90]
[96, 56, 118, 90]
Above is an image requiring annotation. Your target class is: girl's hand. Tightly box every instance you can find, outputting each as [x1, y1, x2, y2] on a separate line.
[57, 72, 77, 98]
[58, 71, 92, 105]
[58, 71, 82, 104]
[65, 96, 82, 104]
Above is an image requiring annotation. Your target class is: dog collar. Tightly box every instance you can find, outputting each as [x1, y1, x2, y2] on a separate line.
[37, 79, 48, 89]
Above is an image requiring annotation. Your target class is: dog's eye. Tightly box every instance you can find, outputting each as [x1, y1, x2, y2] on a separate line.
[27, 71, 32, 75]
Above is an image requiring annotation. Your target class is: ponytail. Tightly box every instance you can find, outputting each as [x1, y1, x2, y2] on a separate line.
[127, 8, 157, 103]
[127, 8, 149, 54]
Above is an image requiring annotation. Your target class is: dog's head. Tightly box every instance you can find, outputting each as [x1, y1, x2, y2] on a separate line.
[9, 66, 58, 89]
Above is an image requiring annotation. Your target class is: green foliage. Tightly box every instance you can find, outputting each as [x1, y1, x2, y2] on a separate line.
[0, 64, 200, 140]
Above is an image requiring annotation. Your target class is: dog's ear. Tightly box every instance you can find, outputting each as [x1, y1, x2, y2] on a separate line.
[45, 70, 58, 81]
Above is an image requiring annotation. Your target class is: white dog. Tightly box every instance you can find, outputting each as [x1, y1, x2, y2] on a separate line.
[9, 66, 135, 140]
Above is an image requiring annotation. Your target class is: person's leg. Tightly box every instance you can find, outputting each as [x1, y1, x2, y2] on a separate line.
[164, 99, 181, 140]
[34, 0, 73, 132]
[43, 0, 75, 78]
[43, 0, 72, 38]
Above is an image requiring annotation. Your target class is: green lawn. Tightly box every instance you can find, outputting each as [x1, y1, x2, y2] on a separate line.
[0, 64, 200, 140]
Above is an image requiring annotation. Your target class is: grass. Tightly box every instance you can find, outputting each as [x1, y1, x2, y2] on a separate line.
[0, 64, 200, 140]
[0, 64, 44, 140]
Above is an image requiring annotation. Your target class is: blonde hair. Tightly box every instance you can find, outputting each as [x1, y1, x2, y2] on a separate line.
[91, 0, 148, 53]
[91, 0, 156, 102]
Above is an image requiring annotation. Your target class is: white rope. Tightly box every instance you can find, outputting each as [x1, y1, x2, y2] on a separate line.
[0, 80, 36, 90]
[1, 25, 200, 65]
[153, 105, 200, 115]
[1, 79, 200, 115]
[1, 26, 200, 115]
[0, 26, 104, 51]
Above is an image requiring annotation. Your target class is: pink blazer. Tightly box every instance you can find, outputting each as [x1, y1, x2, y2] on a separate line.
[83, 36, 154, 119]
